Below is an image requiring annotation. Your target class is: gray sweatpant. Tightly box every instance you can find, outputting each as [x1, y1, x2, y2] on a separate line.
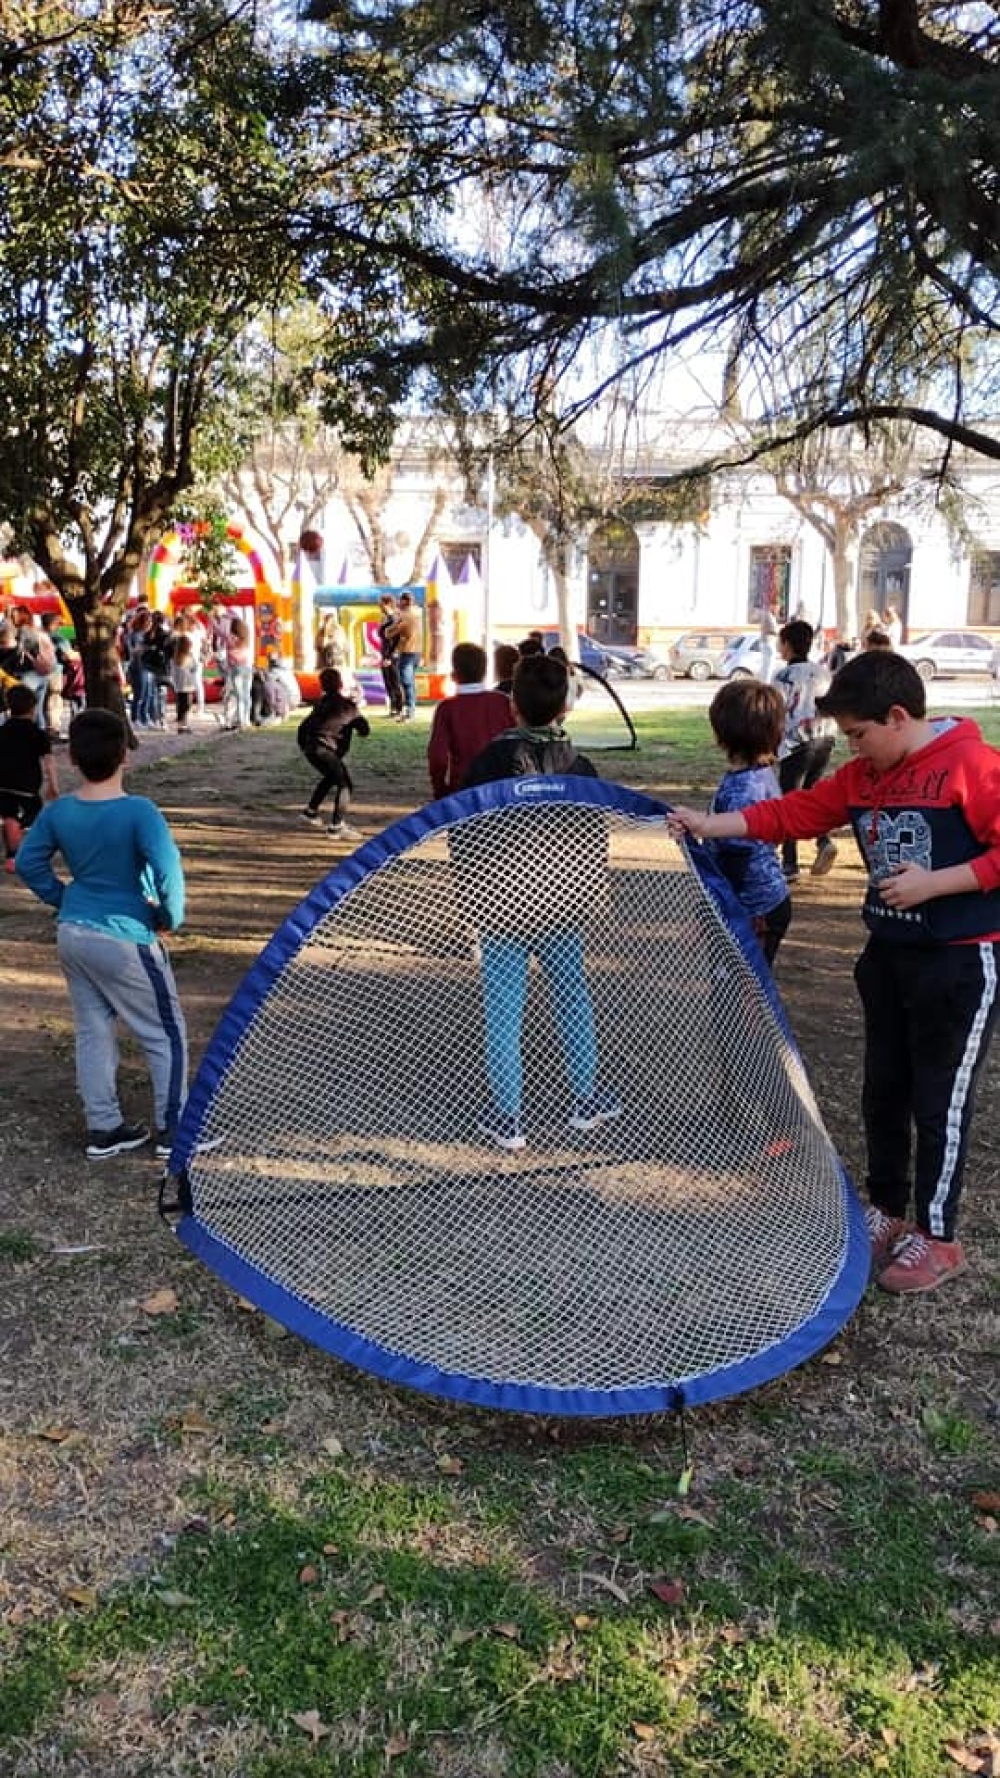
[57, 923, 188, 1136]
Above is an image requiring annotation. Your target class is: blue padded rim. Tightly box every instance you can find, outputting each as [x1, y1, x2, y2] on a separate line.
[176, 1174, 869, 1416]
[171, 775, 870, 1414]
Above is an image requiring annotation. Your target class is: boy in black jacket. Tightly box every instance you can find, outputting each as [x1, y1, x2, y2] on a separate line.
[297, 668, 370, 838]
[461, 653, 619, 1150]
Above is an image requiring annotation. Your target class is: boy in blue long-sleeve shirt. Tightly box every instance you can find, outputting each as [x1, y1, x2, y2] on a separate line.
[16, 709, 188, 1160]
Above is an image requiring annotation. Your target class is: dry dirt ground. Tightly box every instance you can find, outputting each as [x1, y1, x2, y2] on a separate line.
[0, 711, 997, 1769]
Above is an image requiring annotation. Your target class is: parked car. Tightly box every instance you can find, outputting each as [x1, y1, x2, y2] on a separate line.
[601, 642, 666, 678]
[896, 629, 997, 680]
[718, 634, 766, 678]
[669, 630, 751, 681]
[541, 629, 617, 675]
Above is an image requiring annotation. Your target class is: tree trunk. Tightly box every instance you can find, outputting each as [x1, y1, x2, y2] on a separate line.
[831, 516, 860, 639]
[67, 593, 130, 726]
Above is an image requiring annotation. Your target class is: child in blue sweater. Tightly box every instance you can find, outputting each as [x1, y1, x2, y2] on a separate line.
[703, 679, 792, 966]
[16, 710, 188, 1160]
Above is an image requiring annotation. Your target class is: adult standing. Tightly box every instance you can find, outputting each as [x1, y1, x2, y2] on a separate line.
[385, 591, 422, 721]
[376, 594, 404, 717]
[757, 604, 779, 683]
[882, 605, 903, 648]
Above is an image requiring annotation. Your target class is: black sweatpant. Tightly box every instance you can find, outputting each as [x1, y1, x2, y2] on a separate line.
[304, 745, 353, 822]
[380, 659, 403, 715]
[855, 938, 1000, 1240]
[778, 738, 835, 872]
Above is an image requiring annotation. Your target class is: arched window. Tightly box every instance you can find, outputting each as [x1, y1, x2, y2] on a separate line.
[587, 521, 640, 645]
[859, 523, 912, 629]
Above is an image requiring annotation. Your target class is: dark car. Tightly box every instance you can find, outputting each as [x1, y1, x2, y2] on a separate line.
[541, 629, 617, 675]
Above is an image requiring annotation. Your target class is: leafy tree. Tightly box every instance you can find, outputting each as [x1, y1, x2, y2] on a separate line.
[0, 3, 306, 711]
[300, 0, 1000, 464]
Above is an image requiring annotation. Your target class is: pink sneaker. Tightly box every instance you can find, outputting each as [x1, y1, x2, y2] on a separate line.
[878, 1231, 967, 1295]
[865, 1205, 912, 1271]
[3, 857, 15, 874]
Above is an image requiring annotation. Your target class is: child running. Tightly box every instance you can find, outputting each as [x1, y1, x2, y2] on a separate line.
[0, 683, 59, 871]
[15, 709, 188, 1160]
[670, 651, 1000, 1294]
[297, 667, 371, 838]
[702, 678, 792, 966]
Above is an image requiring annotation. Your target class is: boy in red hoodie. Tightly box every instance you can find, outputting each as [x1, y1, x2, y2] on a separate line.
[671, 651, 1000, 1294]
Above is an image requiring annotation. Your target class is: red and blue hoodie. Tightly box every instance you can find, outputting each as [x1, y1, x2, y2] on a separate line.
[740, 716, 1000, 945]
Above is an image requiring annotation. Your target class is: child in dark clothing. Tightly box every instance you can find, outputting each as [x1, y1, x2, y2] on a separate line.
[671, 651, 1000, 1295]
[297, 667, 371, 838]
[461, 653, 619, 1151]
[703, 679, 792, 966]
[0, 683, 59, 871]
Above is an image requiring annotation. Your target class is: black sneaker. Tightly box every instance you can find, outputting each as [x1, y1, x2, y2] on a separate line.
[154, 1130, 175, 1161]
[299, 808, 320, 823]
[86, 1121, 150, 1160]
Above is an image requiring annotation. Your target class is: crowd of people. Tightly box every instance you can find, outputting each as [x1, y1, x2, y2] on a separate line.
[6, 589, 1000, 1305]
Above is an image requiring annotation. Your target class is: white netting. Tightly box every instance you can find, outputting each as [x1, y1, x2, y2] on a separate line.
[183, 797, 852, 1398]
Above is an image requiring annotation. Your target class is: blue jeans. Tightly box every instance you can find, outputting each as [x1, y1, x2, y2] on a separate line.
[397, 652, 419, 716]
[480, 929, 597, 1117]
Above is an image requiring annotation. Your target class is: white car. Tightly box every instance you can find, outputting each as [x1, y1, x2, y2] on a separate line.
[897, 629, 996, 680]
[719, 635, 766, 678]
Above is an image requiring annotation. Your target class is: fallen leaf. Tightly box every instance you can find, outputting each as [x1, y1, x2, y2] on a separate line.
[451, 1627, 477, 1645]
[676, 1505, 715, 1528]
[608, 1523, 631, 1543]
[436, 1454, 464, 1476]
[880, 1727, 899, 1748]
[141, 1287, 178, 1316]
[154, 1590, 195, 1609]
[970, 1491, 1000, 1514]
[572, 1613, 598, 1630]
[581, 1571, 631, 1604]
[36, 1426, 76, 1443]
[298, 1565, 319, 1586]
[632, 1722, 656, 1741]
[321, 1435, 344, 1458]
[92, 1691, 120, 1718]
[385, 1733, 410, 1758]
[290, 1709, 330, 1742]
[322, 1542, 339, 1556]
[235, 1296, 257, 1312]
[944, 1743, 986, 1773]
[330, 1609, 354, 1642]
[820, 1349, 843, 1366]
[64, 1586, 97, 1610]
[262, 1316, 288, 1339]
[492, 1620, 522, 1640]
[360, 1583, 387, 1605]
[176, 1409, 213, 1435]
[260, 1419, 285, 1436]
[649, 1577, 686, 1606]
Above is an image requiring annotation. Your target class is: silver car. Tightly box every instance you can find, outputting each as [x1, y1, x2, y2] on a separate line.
[897, 629, 996, 680]
[669, 630, 751, 681]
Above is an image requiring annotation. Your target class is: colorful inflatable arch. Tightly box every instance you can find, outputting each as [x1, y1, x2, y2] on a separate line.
[146, 523, 292, 664]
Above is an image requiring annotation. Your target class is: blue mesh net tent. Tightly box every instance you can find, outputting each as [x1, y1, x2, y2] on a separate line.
[168, 779, 869, 1415]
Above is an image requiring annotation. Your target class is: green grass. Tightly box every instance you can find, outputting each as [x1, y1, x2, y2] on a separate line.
[0, 1230, 40, 1261]
[2, 1448, 996, 1775]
